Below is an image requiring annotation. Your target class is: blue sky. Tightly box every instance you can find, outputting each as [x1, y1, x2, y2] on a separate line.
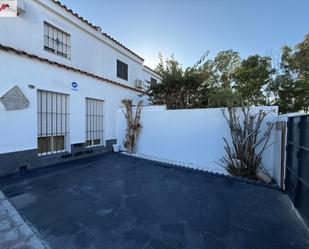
[60, 0, 309, 69]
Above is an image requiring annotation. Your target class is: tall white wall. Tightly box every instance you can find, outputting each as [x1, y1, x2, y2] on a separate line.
[0, 50, 144, 154]
[116, 105, 280, 181]
[0, 0, 161, 88]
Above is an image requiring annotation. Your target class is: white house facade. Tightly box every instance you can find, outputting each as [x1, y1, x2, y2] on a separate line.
[0, 0, 161, 176]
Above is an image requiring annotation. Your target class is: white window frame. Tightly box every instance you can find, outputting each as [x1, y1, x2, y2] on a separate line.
[85, 98, 104, 148]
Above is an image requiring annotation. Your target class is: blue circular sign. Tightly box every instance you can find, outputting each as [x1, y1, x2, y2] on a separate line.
[71, 82, 78, 88]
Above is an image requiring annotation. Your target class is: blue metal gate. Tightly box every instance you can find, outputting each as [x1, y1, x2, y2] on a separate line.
[285, 115, 309, 226]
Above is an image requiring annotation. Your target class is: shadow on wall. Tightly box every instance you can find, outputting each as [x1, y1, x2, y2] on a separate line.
[116, 105, 280, 183]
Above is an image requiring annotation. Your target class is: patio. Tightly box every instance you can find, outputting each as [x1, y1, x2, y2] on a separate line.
[0, 153, 308, 249]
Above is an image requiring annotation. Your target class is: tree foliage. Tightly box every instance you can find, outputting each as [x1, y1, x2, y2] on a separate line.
[148, 50, 241, 109]
[233, 55, 275, 105]
[147, 33, 309, 113]
[148, 54, 204, 109]
[268, 33, 309, 113]
[213, 50, 241, 88]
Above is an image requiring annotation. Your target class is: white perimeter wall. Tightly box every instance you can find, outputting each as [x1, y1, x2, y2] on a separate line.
[0, 51, 144, 154]
[117, 105, 281, 182]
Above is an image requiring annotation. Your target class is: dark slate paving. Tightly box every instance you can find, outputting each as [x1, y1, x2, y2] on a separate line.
[0, 153, 308, 249]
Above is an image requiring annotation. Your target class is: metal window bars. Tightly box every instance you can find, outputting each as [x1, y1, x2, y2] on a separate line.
[37, 90, 69, 156]
[44, 22, 71, 59]
[116, 60, 128, 80]
[85, 98, 104, 148]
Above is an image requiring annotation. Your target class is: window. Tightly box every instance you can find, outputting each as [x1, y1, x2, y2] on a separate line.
[86, 98, 104, 147]
[44, 22, 71, 59]
[37, 90, 69, 156]
[150, 77, 157, 84]
[117, 60, 128, 80]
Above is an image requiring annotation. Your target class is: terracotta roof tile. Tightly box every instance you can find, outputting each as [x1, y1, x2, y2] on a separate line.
[52, 0, 144, 61]
[0, 43, 145, 94]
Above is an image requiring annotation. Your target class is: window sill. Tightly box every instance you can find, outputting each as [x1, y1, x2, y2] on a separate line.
[85, 144, 104, 149]
[43, 48, 71, 61]
[116, 76, 128, 81]
[38, 150, 67, 157]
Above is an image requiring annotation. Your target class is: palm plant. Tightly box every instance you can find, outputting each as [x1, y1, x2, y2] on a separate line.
[220, 105, 274, 180]
[122, 99, 143, 154]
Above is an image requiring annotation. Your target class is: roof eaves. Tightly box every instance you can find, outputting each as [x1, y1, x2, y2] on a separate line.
[52, 0, 144, 62]
[0, 43, 145, 94]
[143, 65, 162, 78]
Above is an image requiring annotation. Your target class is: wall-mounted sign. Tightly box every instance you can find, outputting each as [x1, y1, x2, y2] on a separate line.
[0, 0, 17, 17]
[0, 85, 29, 110]
[71, 82, 78, 91]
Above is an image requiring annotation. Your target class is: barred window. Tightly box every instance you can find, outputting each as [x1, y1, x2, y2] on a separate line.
[117, 60, 128, 80]
[44, 22, 71, 59]
[150, 77, 157, 84]
[37, 90, 69, 156]
[86, 98, 104, 147]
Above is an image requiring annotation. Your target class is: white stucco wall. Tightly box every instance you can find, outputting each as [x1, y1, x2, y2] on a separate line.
[0, 0, 161, 88]
[117, 105, 280, 181]
[0, 50, 144, 154]
[141, 67, 161, 88]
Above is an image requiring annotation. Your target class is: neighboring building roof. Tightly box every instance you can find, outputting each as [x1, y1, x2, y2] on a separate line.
[143, 65, 161, 79]
[51, 0, 144, 62]
[0, 43, 145, 94]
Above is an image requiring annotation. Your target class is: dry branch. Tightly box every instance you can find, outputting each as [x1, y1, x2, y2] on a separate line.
[122, 99, 143, 154]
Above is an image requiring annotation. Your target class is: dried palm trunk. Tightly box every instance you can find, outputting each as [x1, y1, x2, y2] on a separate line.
[220, 105, 274, 180]
[122, 99, 143, 154]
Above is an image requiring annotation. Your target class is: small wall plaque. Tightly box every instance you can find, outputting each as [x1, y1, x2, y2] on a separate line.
[0, 85, 29, 110]
[71, 82, 78, 91]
